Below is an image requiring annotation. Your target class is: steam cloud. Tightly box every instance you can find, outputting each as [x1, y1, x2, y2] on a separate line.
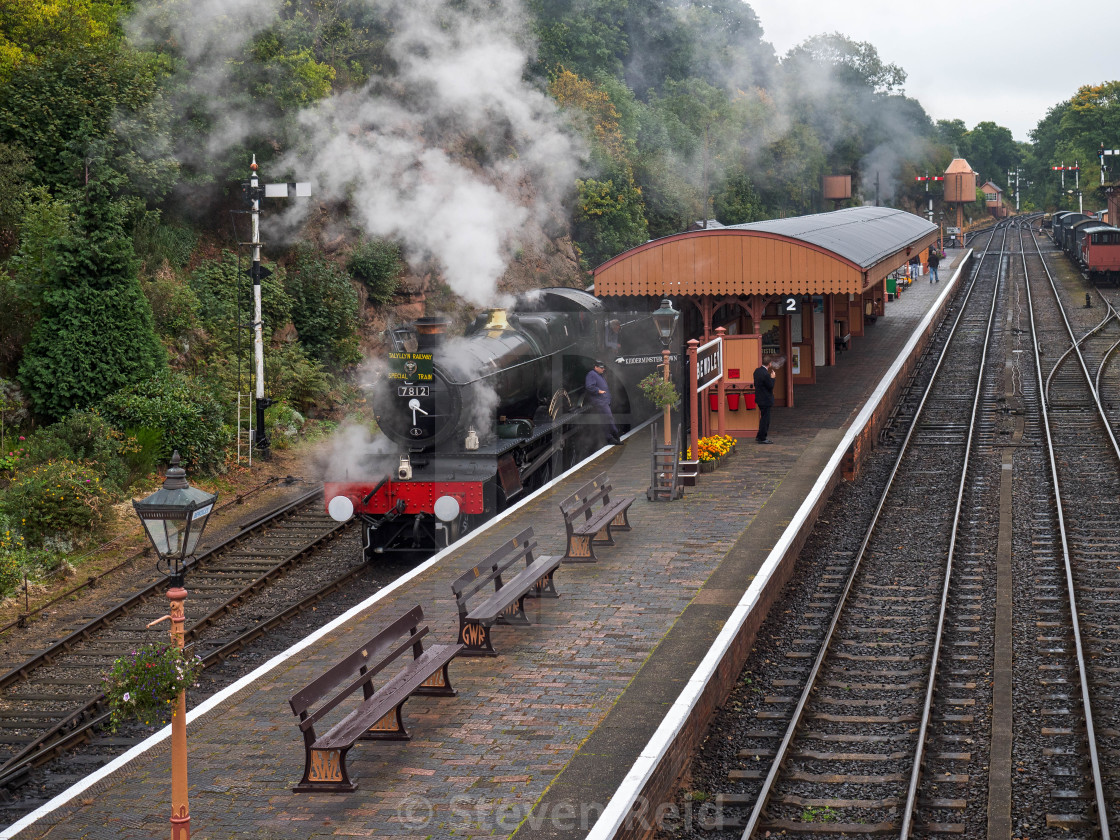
[132, 0, 583, 306]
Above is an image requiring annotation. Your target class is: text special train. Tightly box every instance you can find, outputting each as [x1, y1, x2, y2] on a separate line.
[323, 287, 667, 561]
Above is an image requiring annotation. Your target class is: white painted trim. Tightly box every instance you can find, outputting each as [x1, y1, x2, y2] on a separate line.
[585, 254, 970, 839]
[1, 416, 654, 839]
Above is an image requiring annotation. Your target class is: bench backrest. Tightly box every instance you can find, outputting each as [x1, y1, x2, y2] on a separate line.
[560, 473, 613, 523]
[289, 604, 429, 725]
[451, 527, 538, 615]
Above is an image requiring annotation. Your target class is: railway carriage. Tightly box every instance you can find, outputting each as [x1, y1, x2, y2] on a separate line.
[324, 288, 664, 560]
[1079, 224, 1120, 285]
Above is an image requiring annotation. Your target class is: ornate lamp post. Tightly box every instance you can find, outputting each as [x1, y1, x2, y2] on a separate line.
[132, 452, 217, 840]
[651, 299, 680, 446]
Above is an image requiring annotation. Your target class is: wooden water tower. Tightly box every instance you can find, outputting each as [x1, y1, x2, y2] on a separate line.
[823, 175, 852, 210]
[944, 158, 976, 244]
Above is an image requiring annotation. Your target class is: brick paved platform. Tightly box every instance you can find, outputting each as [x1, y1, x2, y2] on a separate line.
[5, 254, 966, 840]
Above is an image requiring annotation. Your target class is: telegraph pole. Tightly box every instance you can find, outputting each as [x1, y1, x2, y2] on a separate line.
[242, 156, 310, 460]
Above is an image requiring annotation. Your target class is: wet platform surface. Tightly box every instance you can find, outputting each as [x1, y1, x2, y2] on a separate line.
[6, 257, 963, 840]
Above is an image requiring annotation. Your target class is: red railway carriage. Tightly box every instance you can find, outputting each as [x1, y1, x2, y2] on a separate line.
[1079, 225, 1120, 285]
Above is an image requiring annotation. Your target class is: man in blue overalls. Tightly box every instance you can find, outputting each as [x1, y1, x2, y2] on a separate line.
[585, 360, 621, 445]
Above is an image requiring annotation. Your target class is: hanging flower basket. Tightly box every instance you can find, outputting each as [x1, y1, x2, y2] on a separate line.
[103, 642, 203, 730]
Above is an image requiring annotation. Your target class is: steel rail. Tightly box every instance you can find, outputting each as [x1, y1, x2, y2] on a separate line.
[738, 224, 1004, 839]
[897, 222, 1009, 837]
[0, 487, 329, 787]
[1022, 223, 1112, 838]
[0, 487, 322, 694]
[0, 476, 297, 638]
[0, 524, 361, 791]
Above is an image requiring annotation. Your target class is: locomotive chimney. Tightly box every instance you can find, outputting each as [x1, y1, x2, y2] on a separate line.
[414, 316, 450, 349]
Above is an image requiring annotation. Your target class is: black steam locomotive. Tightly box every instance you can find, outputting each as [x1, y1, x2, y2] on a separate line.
[323, 288, 665, 560]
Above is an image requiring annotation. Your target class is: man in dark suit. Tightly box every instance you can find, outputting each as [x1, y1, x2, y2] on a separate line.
[753, 357, 776, 444]
[585, 360, 621, 445]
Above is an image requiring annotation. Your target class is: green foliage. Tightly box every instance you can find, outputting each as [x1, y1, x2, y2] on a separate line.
[0, 42, 177, 201]
[189, 251, 292, 348]
[573, 170, 648, 267]
[265, 401, 306, 449]
[284, 246, 361, 369]
[132, 213, 198, 271]
[267, 343, 333, 415]
[98, 371, 229, 473]
[0, 459, 112, 545]
[347, 239, 403, 305]
[103, 642, 203, 730]
[122, 427, 164, 488]
[637, 372, 679, 409]
[17, 194, 167, 423]
[142, 270, 202, 341]
[21, 411, 130, 492]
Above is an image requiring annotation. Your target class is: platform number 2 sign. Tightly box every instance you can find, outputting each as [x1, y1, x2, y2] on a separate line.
[781, 295, 802, 314]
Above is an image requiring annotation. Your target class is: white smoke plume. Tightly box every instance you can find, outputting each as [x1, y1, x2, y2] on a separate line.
[127, 0, 282, 160]
[274, 0, 584, 305]
[129, 0, 584, 306]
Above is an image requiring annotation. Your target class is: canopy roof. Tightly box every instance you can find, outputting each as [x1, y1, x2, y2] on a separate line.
[593, 206, 939, 298]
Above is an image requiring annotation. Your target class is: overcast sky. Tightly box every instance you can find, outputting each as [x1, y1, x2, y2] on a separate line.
[746, 0, 1115, 143]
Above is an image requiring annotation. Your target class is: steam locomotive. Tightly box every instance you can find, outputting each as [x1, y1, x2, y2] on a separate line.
[323, 287, 666, 560]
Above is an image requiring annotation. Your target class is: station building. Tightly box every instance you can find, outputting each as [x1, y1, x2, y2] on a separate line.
[592, 206, 939, 437]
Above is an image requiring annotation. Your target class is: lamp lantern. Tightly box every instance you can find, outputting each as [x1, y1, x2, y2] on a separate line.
[650, 299, 680, 447]
[131, 450, 216, 840]
[133, 451, 217, 585]
[651, 299, 680, 347]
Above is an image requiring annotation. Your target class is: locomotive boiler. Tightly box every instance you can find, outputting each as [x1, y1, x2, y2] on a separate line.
[324, 287, 663, 561]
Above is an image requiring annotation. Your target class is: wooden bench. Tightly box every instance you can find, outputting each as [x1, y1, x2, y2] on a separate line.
[559, 472, 634, 562]
[451, 527, 561, 657]
[288, 604, 461, 792]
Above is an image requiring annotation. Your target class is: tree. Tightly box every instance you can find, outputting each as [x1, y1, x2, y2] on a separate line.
[17, 190, 167, 422]
[284, 246, 361, 370]
[0, 42, 178, 202]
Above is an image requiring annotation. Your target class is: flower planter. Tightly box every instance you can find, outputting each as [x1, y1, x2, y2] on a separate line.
[699, 459, 717, 473]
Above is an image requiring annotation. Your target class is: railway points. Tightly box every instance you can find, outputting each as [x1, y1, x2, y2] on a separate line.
[2, 251, 968, 840]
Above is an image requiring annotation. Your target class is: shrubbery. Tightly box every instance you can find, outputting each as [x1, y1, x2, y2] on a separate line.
[347, 239, 402, 305]
[0, 459, 112, 546]
[21, 411, 131, 492]
[98, 371, 229, 473]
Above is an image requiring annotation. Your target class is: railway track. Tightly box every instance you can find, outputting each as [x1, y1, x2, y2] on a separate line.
[661, 218, 1120, 839]
[1018, 219, 1120, 836]
[682, 225, 1008, 836]
[0, 487, 363, 802]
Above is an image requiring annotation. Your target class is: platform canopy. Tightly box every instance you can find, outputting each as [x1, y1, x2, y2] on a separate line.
[593, 206, 939, 298]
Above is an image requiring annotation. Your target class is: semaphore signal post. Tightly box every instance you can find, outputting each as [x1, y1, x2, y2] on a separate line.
[240, 156, 310, 462]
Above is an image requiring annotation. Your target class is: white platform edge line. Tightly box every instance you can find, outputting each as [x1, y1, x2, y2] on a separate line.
[1, 417, 653, 839]
[585, 255, 970, 839]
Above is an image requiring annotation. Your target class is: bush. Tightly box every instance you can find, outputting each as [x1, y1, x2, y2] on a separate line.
[0, 459, 112, 546]
[22, 411, 130, 492]
[347, 239, 403, 305]
[98, 371, 229, 473]
[267, 343, 333, 415]
[284, 247, 361, 369]
[265, 401, 306, 449]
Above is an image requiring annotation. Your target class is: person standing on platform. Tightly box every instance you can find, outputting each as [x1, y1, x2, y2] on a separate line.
[908, 253, 921, 282]
[927, 248, 941, 283]
[585, 360, 621, 445]
[753, 357, 777, 444]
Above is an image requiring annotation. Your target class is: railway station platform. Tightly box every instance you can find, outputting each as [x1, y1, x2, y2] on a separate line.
[3, 252, 969, 840]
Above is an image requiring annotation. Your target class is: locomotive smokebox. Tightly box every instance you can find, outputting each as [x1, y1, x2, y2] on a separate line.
[414, 316, 451, 349]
